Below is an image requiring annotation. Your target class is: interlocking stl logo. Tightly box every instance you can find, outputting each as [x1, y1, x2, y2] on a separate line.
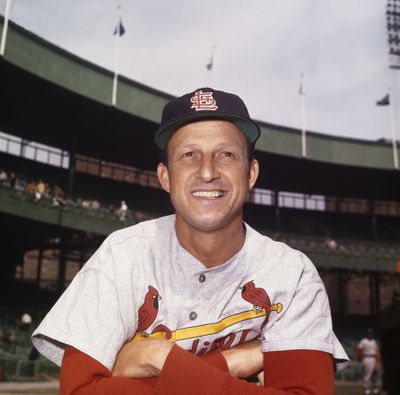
[190, 90, 218, 111]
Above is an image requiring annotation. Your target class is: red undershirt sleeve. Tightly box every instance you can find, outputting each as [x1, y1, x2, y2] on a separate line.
[60, 345, 229, 395]
[60, 345, 333, 395]
[156, 345, 334, 395]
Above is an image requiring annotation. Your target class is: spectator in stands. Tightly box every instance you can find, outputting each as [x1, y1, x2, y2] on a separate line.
[9, 172, 16, 188]
[356, 328, 381, 395]
[81, 199, 91, 209]
[91, 199, 100, 210]
[52, 184, 66, 207]
[377, 287, 400, 395]
[26, 181, 36, 197]
[0, 169, 7, 184]
[324, 237, 338, 250]
[34, 180, 46, 202]
[20, 313, 33, 332]
[118, 200, 128, 221]
[106, 203, 115, 215]
[135, 209, 147, 222]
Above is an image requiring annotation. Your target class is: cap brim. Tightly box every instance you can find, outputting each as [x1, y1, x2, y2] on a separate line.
[154, 112, 260, 149]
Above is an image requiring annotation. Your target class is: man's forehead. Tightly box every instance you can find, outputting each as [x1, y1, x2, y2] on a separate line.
[172, 140, 245, 151]
[168, 120, 247, 147]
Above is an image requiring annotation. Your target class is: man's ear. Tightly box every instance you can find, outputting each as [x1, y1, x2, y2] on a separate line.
[157, 163, 170, 193]
[248, 159, 259, 190]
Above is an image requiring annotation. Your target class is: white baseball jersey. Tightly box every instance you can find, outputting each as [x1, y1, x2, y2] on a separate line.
[32, 215, 349, 371]
[358, 338, 379, 358]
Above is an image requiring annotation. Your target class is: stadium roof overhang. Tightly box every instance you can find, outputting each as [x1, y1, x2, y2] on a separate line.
[1, 18, 400, 201]
[0, 58, 162, 167]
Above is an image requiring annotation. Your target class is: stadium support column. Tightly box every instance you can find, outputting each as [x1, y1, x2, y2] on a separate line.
[370, 199, 377, 240]
[57, 238, 67, 294]
[338, 271, 347, 315]
[68, 133, 77, 199]
[274, 190, 280, 232]
[369, 272, 380, 314]
[0, 245, 21, 296]
[35, 247, 43, 288]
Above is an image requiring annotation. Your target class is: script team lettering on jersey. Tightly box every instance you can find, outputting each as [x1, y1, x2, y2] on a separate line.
[132, 282, 283, 356]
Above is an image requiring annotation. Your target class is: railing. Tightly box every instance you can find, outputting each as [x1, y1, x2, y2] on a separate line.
[0, 132, 69, 168]
[0, 173, 143, 225]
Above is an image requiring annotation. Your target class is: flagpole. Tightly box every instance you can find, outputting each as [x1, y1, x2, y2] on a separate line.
[299, 73, 307, 158]
[211, 45, 215, 87]
[0, 0, 12, 56]
[388, 88, 399, 169]
[112, 5, 122, 107]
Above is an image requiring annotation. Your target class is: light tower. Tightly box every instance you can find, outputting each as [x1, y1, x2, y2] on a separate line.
[387, 0, 400, 69]
[386, 0, 400, 169]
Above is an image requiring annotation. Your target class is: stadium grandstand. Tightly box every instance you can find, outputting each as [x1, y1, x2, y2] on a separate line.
[0, 16, 399, 384]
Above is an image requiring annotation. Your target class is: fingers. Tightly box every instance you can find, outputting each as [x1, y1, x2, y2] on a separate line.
[257, 370, 264, 386]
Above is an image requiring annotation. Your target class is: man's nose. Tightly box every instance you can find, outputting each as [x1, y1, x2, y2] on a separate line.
[197, 156, 220, 182]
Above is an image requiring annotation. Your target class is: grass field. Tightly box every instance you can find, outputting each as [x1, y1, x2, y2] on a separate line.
[0, 381, 387, 394]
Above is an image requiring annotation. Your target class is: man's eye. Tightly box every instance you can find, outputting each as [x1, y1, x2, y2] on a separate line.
[222, 151, 234, 157]
[182, 152, 193, 158]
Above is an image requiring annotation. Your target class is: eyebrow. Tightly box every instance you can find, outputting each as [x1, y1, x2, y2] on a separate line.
[174, 142, 243, 151]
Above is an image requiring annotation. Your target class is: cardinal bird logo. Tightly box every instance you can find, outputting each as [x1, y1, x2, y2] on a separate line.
[137, 285, 162, 336]
[240, 281, 282, 328]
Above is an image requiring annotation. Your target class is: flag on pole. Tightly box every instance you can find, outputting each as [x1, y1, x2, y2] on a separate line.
[206, 46, 215, 71]
[376, 94, 390, 106]
[299, 75, 304, 96]
[112, 5, 125, 106]
[114, 19, 126, 36]
[377, 89, 399, 169]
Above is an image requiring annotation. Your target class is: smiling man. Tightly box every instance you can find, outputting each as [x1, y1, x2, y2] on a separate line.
[33, 88, 348, 394]
[157, 119, 259, 268]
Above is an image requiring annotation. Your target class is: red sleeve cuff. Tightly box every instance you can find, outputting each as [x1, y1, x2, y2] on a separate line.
[201, 350, 229, 372]
[157, 345, 228, 394]
[157, 346, 334, 395]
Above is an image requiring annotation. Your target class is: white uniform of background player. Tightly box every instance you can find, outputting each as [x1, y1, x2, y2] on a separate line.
[357, 329, 381, 395]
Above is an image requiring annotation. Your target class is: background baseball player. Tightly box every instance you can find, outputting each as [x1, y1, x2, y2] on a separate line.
[356, 328, 381, 395]
[33, 87, 349, 394]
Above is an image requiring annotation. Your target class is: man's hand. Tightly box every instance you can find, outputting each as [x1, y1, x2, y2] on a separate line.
[112, 338, 173, 379]
[221, 339, 263, 378]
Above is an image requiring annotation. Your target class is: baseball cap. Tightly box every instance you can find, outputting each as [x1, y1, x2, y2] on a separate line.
[154, 87, 261, 149]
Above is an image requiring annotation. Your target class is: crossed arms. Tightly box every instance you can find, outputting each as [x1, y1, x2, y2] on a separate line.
[60, 337, 334, 394]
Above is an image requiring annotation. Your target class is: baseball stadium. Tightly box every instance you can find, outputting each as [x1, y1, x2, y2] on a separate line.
[0, 14, 399, 395]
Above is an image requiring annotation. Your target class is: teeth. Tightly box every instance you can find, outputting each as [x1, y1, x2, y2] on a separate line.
[192, 191, 224, 198]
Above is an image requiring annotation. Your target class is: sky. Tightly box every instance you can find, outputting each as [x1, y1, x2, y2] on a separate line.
[1, 0, 400, 142]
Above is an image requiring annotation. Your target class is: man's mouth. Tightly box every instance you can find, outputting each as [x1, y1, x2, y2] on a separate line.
[192, 190, 225, 199]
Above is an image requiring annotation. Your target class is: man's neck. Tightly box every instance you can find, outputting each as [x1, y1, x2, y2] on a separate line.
[175, 217, 246, 269]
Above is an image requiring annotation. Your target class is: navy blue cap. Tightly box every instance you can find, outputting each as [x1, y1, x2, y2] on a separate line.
[154, 87, 260, 149]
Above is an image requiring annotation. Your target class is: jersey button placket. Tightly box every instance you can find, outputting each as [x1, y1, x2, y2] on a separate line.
[199, 273, 206, 283]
